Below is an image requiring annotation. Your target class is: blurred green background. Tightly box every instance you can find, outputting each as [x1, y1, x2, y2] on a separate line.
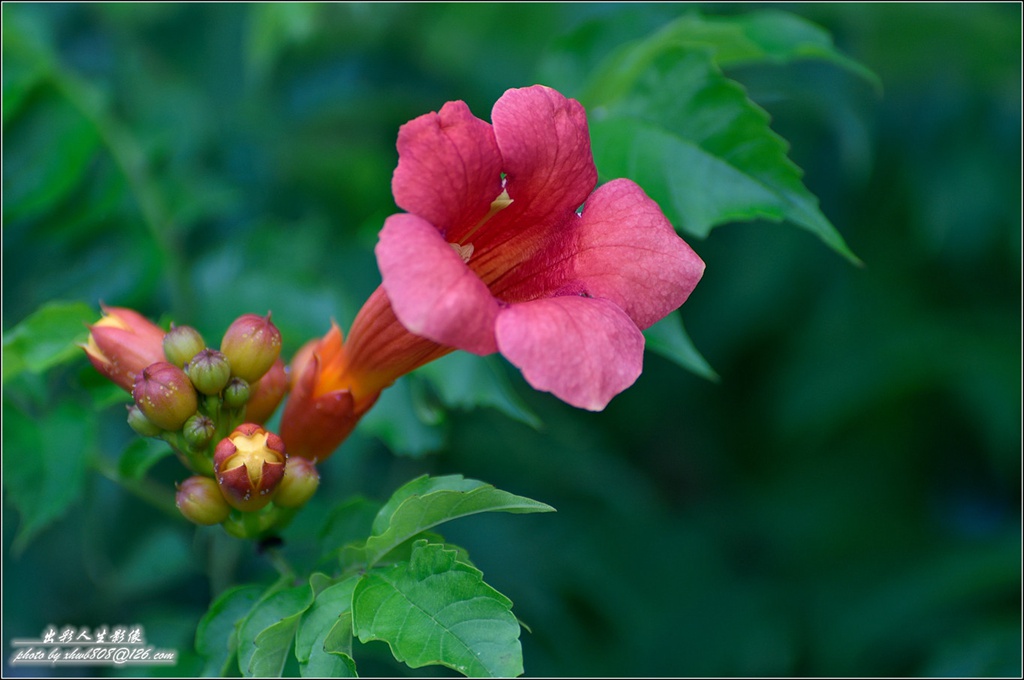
[3, 2, 1020, 677]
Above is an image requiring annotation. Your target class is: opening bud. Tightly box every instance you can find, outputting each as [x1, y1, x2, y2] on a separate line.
[214, 423, 287, 512]
[221, 313, 282, 383]
[176, 476, 231, 525]
[183, 414, 216, 450]
[132, 362, 198, 431]
[273, 457, 320, 508]
[163, 325, 206, 368]
[224, 377, 251, 409]
[127, 404, 162, 438]
[82, 306, 167, 392]
[188, 348, 231, 395]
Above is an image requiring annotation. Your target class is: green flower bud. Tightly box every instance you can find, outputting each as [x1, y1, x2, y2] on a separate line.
[214, 423, 287, 512]
[220, 313, 282, 383]
[163, 325, 206, 368]
[176, 476, 231, 525]
[274, 456, 320, 508]
[127, 404, 162, 438]
[132, 361, 198, 431]
[224, 377, 251, 409]
[183, 414, 216, 450]
[188, 348, 231, 395]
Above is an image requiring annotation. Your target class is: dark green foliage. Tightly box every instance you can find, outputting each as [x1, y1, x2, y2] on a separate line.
[3, 3, 1019, 677]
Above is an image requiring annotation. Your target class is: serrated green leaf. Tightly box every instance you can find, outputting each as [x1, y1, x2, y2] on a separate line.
[2, 400, 93, 554]
[296, 577, 358, 677]
[2, 301, 96, 383]
[591, 115, 782, 238]
[239, 582, 315, 677]
[546, 10, 868, 265]
[353, 540, 523, 677]
[356, 475, 554, 568]
[415, 353, 541, 429]
[382, 532, 478, 569]
[301, 613, 357, 678]
[589, 46, 861, 264]
[195, 584, 265, 677]
[250, 616, 301, 677]
[370, 475, 491, 535]
[117, 437, 175, 480]
[713, 10, 881, 88]
[644, 313, 719, 381]
[580, 11, 880, 98]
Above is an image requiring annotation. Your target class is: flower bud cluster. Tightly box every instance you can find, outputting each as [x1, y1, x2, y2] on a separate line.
[83, 307, 319, 538]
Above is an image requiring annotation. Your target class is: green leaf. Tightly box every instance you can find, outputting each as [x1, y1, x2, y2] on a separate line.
[354, 475, 554, 568]
[1, 5, 55, 125]
[239, 582, 315, 677]
[250, 617, 301, 677]
[117, 437, 175, 480]
[644, 313, 719, 381]
[580, 11, 880, 98]
[593, 46, 861, 264]
[415, 353, 541, 429]
[591, 114, 781, 237]
[2, 85, 101, 223]
[709, 10, 881, 88]
[1, 35, 48, 125]
[196, 584, 266, 677]
[2, 301, 96, 383]
[352, 540, 524, 677]
[372, 531, 478, 570]
[295, 577, 358, 678]
[370, 474, 493, 535]
[2, 399, 93, 553]
[547, 11, 866, 265]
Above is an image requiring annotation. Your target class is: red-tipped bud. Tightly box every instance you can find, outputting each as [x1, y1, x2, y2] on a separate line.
[220, 313, 282, 383]
[163, 325, 206, 368]
[223, 377, 251, 409]
[245, 359, 288, 424]
[187, 349, 231, 395]
[214, 423, 287, 512]
[132, 362, 198, 431]
[82, 306, 166, 392]
[176, 476, 231, 525]
[274, 457, 320, 508]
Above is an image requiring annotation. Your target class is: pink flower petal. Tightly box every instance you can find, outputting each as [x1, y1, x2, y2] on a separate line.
[481, 86, 597, 251]
[392, 100, 504, 242]
[571, 178, 706, 330]
[495, 295, 645, 411]
[377, 213, 500, 355]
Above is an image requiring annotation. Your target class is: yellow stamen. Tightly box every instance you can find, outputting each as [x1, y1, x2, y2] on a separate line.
[459, 187, 513, 246]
